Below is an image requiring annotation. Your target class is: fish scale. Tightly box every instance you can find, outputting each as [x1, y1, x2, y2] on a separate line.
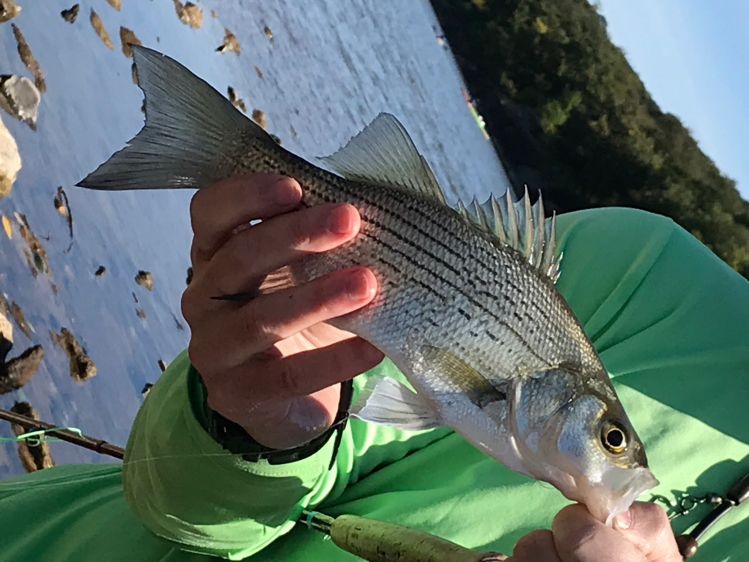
[79, 46, 658, 524]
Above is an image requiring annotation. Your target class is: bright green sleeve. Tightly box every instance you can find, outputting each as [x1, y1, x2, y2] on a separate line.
[122, 350, 447, 560]
[122, 351, 341, 560]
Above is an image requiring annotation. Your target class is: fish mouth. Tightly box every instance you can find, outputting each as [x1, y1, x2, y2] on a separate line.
[590, 466, 659, 525]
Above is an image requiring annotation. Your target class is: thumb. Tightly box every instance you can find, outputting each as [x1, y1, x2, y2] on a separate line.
[552, 504, 646, 561]
[611, 502, 682, 561]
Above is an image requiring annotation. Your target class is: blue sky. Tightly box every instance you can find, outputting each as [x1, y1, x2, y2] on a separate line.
[596, 0, 749, 201]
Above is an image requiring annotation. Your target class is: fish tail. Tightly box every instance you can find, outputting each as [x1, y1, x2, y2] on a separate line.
[78, 46, 272, 190]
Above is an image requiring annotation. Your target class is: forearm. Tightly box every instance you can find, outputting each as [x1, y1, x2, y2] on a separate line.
[123, 351, 341, 559]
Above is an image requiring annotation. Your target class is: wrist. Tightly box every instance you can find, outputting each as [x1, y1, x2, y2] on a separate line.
[204, 380, 353, 466]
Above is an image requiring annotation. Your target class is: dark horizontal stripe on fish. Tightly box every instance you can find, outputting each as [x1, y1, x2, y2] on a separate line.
[364, 215, 462, 278]
[304, 167, 483, 269]
[359, 231, 448, 303]
[359, 230, 546, 364]
[294, 165, 514, 297]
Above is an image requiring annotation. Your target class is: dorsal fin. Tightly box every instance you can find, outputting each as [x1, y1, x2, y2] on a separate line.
[319, 113, 448, 205]
[457, 187, 562, 283]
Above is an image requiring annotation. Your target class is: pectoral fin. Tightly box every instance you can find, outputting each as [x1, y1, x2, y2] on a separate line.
[351, 376, 442, 430]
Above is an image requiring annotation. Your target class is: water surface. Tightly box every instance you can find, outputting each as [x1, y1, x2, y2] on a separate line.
[0, 0, 509, 477]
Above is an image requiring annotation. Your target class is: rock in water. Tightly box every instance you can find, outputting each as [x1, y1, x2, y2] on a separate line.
[10, 401, 55, 472]
[141, 382, 153, 397]
[51, 328, 96, 382]
[0, 0, 20, 23]
[90, 9, 114, 49]
[173, 0, 203, 29]
[0, 75, 41, 129]
[10, 24, 46, 94]
[0, 308, 12, 361]
[15, 212, 50, 277]
[1, 214, 12, 238]
[227, 86, 246, 113]
[216, 28, 240, 54]
[0, 116, 21, 198]
[53, 186, 74, 250]
[0, 345, 44, 394]
[9, 301, 31, 338]
[252, 109, 267, 130]
[61, 4, 80, 23]
[119, 26, 142, 58]
[134, 270, 153, 291]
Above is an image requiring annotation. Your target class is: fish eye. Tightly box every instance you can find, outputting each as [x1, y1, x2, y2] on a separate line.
[600, 421, 627, 454]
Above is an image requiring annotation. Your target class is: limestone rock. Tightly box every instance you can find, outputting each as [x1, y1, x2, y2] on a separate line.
[9, 301, 31, 338]
[227, 86, 246, 113]
[173, 1, 203, 29]
[0, 309, 12, 360]
[252, 109, 267, 130]
[0, 344, 44, 393]
[0, 115, 21, 198]
[134, 270, 153, 291]
[0, 0, 21, 23]
[11, 24, 46, 93]
[51, 328, 96, 382]
[61, 4, 80, 23]
[90, 9, 114, 49]
[0, 75, 41, 129]
[10, 401, 55, 472]
[119, 26, 142, 58]
[216, 28, 240, 54]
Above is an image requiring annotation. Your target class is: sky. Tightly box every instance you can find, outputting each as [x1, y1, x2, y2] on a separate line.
[596, 0, 749, 201]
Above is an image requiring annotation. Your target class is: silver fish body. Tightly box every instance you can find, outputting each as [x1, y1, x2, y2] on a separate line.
[80, 47, 657, 523]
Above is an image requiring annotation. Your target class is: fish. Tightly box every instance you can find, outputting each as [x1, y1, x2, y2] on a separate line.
[78, 46, 658, 523]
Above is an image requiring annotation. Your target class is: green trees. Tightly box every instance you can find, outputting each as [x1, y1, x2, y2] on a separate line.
[432, 0, 749, 278]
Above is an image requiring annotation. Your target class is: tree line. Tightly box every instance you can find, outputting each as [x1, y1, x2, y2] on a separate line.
[432, 0, 749, 278]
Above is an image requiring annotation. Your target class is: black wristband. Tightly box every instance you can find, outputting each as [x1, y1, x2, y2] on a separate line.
[205, 380, 354, 468]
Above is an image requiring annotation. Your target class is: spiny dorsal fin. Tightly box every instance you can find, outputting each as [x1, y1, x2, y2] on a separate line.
[457, 187, 562, 283]
[319, 113, 448, 205]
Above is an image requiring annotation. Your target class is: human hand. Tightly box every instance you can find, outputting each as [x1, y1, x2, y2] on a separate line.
[507, 502, 681, 561]
[182, 174, 384, 450]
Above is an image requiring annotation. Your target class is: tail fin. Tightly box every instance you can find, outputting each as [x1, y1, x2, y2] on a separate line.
[78, 46, 271, 190]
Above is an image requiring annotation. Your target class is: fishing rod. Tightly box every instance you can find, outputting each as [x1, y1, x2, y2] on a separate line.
[0, 408, 125, 459]
[1, 407, 746, 560]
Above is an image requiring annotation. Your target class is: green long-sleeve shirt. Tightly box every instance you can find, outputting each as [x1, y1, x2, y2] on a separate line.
[1, 208, 748, 561]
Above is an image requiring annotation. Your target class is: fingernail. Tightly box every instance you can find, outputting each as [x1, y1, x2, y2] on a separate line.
[275, 179, 302, 205]
[327, 205, 356, 235]
[613, 510, 631, 530]
[347, 270, 374, 300]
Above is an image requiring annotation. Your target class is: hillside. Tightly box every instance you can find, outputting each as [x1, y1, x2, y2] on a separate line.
[432, 0, 749, 278]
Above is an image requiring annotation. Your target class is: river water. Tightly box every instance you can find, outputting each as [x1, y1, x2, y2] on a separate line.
[0, 0, 509, 477]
